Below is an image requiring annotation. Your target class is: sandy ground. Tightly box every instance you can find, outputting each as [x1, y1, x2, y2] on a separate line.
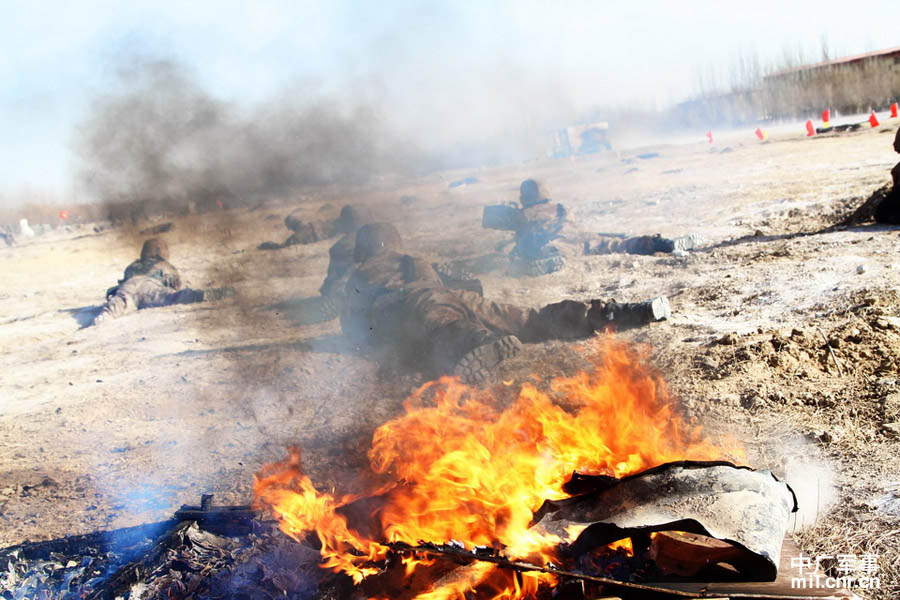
[2, 125, 900, 598]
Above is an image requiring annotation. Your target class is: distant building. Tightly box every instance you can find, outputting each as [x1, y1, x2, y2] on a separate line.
[674, 89, 762, 128]
[765, 46, 900, 82]
[762, 46, 900, 117]
[675, 47, 900, 125]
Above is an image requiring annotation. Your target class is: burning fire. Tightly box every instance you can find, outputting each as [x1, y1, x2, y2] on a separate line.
[254, 340, 742, 599]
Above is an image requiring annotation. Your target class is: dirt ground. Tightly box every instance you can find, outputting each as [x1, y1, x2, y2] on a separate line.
[2, 125, 899, 598]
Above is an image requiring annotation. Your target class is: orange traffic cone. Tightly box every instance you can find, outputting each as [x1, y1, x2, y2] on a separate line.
[869, 112, 880, 128]
[706, 130, 713, 143]
[822, 109, 830, 128]
[754, 127, 767, 141]
[805, 120, 815, 136]
[891, 103, 898, 119]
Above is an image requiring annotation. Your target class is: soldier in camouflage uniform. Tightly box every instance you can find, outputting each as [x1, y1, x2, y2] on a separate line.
[261, 204, 372, 250]
[477, 179, 568, 276]
[485, 179, 703, 260]
[93, 238, 232, 325]
[296, 214, 485, 326]
[879, 127, 900, 224]
[508, 179, 568, 276]
[317, 206, 374, 296]
[106, 238, 181, 297]
[341, 224, 670, 384]
[279, 206, 377, 325]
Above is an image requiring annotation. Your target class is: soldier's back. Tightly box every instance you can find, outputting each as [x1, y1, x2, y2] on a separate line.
[341, 252, 442, 340]
[122, 258, 182, 289]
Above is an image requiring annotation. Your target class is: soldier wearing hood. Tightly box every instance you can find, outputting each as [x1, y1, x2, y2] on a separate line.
[261, 203, 374, 250]
[93, 238, 232, 325]
[106, 238, 181, 298]
[340, 224, 670, 384]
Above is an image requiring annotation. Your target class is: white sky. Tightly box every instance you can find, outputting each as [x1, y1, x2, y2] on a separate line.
[2, 0, 898, 203]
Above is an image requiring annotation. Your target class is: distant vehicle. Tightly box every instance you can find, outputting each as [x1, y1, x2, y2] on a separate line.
[552, 122, 612, 158]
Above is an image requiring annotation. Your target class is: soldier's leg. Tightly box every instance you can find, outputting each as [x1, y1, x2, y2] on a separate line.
[518, 296, 672, 341]
[93, 286, 139, 325]
[127, 277, 224, 309]
[586, 235, 675, 255]
[165, 288, 207, 305]
[391, 287, 515, 380]
[413, 289, 531, 383]
[588, 297, 671, 331]
[453, 335, 523, 385]
[874, 186, 900, 224]
[451, 290, 532, 334]
[178, 287, 236, 304]
[518, 300, 594, 342]
[584, 236, 624, 254]
[620, 235, 673, 255]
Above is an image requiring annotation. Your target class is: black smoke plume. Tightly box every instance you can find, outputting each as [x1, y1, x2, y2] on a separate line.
[76, 59, 397, 222]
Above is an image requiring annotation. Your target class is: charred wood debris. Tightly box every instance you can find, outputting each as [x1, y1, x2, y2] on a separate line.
[0, 464, 850, 600]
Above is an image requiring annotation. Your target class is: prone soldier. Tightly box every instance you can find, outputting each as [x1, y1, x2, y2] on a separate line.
[340, 224, 670, 384]
[260, 204, 372, 250]
[93, 238, 233, 325]
[481, 179, 568, 276]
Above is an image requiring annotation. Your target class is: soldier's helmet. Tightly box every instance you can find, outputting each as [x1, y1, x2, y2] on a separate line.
[354, 223, 402, 262]
[334, 204, 374, 234]
[519, 179, 545, 208]
[140, 238, 169, 262]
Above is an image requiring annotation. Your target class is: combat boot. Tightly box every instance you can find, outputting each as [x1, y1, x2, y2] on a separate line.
[672, 233, 705, 252]
[507, 255, 565, 277]
[453, 335, 523, 386]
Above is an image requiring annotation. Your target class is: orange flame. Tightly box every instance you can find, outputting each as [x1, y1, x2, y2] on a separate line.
[254, 340, 742, 599]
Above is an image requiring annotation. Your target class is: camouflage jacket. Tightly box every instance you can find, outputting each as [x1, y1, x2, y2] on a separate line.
[107, 258, 182, 298]
[319, 234, 356, 298]
[518, 199, 567, 239]
[284, 220, 337, 246]
[340, 251, 442, 341]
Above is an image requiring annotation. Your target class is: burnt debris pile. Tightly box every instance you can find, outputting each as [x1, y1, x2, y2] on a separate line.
[0, 463, 833, 600]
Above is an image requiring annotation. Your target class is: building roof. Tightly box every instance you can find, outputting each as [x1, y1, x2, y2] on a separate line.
[766, 46, 900, 78]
